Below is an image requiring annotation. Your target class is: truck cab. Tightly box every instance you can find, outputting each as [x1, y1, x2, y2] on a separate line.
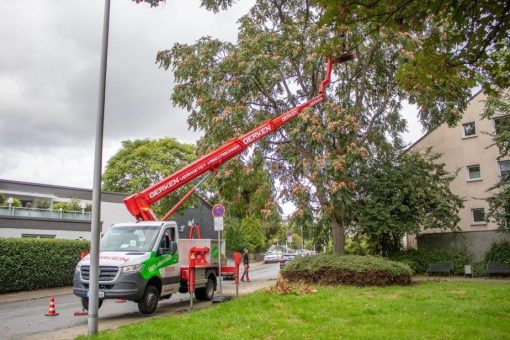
[73, 221, 218, 314]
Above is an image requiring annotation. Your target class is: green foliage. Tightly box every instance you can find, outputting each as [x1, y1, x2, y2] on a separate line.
[132, 0, 233, 13]
[484, 241, 510, 264]
[0, 238, 89, 293]
[102, 138, 197, 218]
[318, 0, 510, 129]
[35, 198, 51, 209]
[354, 149, 463, 256]
[484, 93, 510, 231]
[52, 201, 70, 211]
[225, 216, 265, 253]
[11, 198, 22, 207]
[344, 235, 371, 256]
[282, 254, 412, 286]
[0, 193, 5, 205]
[211, 155, 281, 239]
[390, 248, 471, 275]
[284, 254, 412, 276]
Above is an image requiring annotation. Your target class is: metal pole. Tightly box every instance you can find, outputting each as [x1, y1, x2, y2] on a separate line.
[89, 0, 110, 335]
[218, 230, 222, 298]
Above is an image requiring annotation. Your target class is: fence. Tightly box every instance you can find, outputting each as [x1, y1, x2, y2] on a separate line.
[0, 206, 91, 221]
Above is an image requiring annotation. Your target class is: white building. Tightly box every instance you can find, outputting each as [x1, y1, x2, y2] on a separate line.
[0, 179, 133, 240]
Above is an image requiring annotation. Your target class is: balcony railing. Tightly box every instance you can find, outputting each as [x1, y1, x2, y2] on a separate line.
[0, 206, 91, 221]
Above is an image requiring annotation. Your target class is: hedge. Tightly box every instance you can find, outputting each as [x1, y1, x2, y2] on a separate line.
[0, 238, 89, 293]
[281, 254, 412, 286]
[389, 248, 470, 275]
[484, 241, 510, 264]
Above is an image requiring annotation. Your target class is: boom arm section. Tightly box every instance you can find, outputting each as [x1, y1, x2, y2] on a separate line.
[124, 56, 352, 221]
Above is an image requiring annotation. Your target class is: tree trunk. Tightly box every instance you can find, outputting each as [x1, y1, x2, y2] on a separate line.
[331, 219, 345, 254]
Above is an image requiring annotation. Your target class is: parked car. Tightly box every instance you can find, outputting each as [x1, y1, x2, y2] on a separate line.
[279, 252, 302, 269]
[263, 251, 282, 263]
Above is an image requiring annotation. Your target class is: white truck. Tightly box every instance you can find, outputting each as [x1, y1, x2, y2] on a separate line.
[73, 221, 220, 314]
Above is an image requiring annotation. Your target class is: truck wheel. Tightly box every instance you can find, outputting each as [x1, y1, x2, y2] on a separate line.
[138, 284, 159, 315]
[81, 297, 103, 311]
[195, 276, 215, 301]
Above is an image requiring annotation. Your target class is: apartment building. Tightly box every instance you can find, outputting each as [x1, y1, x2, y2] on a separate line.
[0, 179, 215, 240]
[408, 91, 510, 261]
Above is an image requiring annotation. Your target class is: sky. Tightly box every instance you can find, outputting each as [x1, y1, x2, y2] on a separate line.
[0, 0, 424, 194]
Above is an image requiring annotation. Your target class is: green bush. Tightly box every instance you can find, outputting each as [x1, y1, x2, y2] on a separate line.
[0, 238, 89, 293]
[484, 241, 510, 264]
[281, 254, 412, 286]
[389, 248, 470, 275]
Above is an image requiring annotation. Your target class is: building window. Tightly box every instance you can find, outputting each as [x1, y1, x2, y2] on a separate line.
[462, 122, 476, 138]
[494, 115, 510, 135]
[471, 208, 486, 225]
[466, 164, 482, 181]
[21, 234, 56, 239]
[499, 160, 510, 180]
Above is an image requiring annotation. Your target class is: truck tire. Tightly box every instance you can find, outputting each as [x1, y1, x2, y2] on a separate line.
[81, 297, 103, 311]
[138, 284, 159, 315]
[195, 276, 215, 301]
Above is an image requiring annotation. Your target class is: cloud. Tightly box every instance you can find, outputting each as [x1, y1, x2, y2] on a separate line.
[0, 0, 253, 188]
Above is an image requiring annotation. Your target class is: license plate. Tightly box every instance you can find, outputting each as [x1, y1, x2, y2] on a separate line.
[86, 291, 105, 298]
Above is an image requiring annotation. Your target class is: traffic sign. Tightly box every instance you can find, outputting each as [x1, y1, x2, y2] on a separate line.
[214, 217, 224, 231]
[212, 204, 225, 218]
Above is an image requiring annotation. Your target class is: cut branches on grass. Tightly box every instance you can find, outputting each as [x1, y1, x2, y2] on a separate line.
[281, 254, 412, 286]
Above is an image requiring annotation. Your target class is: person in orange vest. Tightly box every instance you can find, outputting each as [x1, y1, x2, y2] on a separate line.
[240, 249, 250, 282]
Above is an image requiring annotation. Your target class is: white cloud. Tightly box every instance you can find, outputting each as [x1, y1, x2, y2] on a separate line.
[0, 0, 254, 188]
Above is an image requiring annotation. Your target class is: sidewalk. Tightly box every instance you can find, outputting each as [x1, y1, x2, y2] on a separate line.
[0, 286, 72, 304]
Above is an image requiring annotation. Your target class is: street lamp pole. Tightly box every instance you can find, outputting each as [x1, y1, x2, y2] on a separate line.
[89, 0, 111, 335]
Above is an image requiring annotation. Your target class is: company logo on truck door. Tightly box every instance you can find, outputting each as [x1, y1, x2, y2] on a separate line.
[140, 252, 179, 280]
[242, 126, 272, 145]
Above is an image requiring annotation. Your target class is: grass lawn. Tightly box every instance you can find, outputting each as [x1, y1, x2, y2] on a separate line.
[82, 281, 510, 339]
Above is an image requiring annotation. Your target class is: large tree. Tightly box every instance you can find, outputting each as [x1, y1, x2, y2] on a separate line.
[157, 0, 407, 253]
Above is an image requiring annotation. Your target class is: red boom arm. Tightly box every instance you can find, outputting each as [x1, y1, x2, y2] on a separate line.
[124, 56, 352, 221]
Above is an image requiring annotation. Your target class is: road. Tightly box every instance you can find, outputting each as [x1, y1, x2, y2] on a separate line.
[0, 262, 279, 340]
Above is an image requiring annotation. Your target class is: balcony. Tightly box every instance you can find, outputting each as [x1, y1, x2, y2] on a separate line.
[0, 206, 91, 221]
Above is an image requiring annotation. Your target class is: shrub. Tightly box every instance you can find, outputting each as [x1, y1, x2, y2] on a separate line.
[281, 254, 412, 286]
[389, 248, 470, 275]
[484, 241, 510, 264]
[0, 238, 89, 293]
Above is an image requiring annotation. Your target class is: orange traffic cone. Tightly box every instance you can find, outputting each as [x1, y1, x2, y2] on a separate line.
[45, 296, 59, 316]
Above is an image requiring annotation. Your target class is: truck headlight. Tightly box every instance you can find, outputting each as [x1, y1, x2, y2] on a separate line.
[122, 264, 144, 273]
[75, 263, 81, 272]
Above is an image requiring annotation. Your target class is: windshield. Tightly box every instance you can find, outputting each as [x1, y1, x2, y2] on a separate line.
[101, 225, 160, 252]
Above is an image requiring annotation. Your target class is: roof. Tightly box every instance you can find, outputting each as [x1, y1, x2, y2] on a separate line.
[0, 178, 128, 203]
[405, 89, 485, 153]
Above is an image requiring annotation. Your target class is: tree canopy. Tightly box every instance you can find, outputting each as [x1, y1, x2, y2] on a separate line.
[102, 138, 197, 218]
[354, 149, 463, 256]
